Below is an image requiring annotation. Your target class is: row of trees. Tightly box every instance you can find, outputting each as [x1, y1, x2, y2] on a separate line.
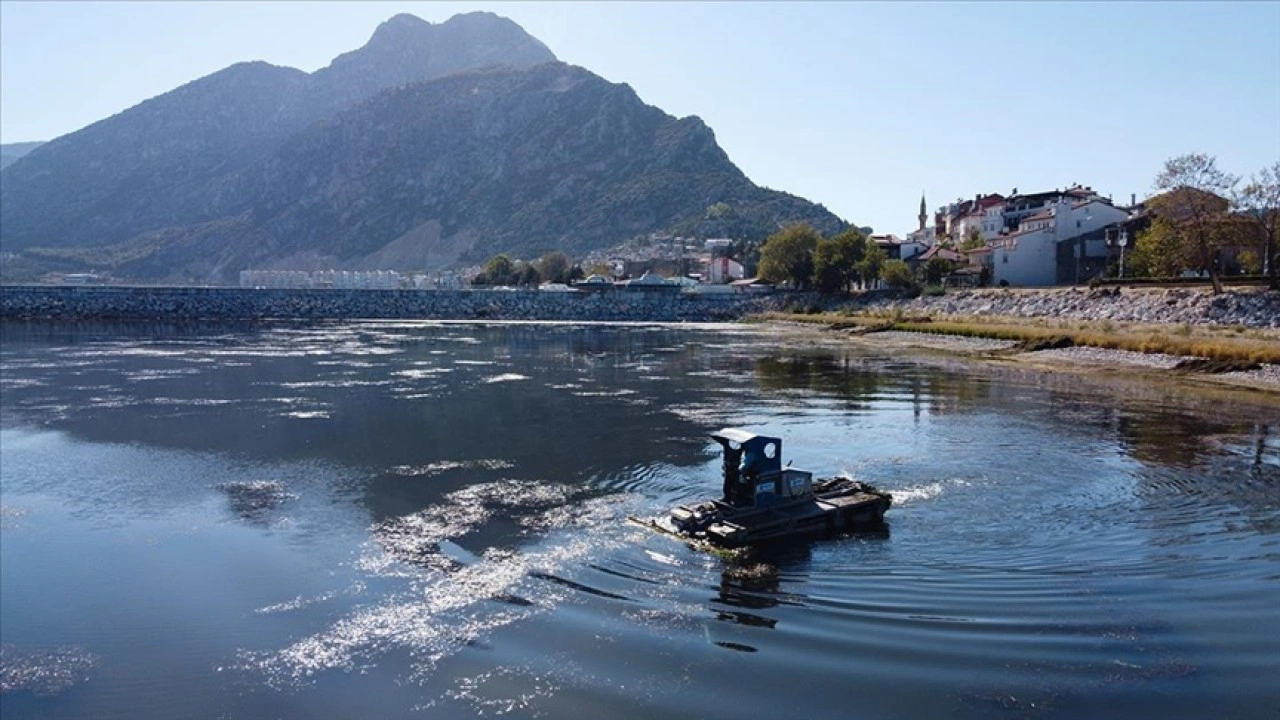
[471, 251, 586, 286]
[1130, 154, 1279, 292]
[755, 224, 953, 293]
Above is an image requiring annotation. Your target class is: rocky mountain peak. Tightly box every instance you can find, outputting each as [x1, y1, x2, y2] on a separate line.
[314, 11, 556, 101]
[0, 12, 849, 284]
[362, 13, 438, 51]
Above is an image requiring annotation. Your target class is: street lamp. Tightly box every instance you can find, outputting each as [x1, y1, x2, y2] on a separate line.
[1117, 227, 1128, 278]
[1106, 226, 1129, 279]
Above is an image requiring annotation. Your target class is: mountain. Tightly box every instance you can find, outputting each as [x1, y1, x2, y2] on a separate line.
[0, 141, 44, 171]
[1, 12, 556, 258]
[0, 13, 846, 284]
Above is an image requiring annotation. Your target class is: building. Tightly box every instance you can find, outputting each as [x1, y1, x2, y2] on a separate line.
[935, 193, 1004, 243]
[1000, 185, 1103, 232]
[704, 238, 735, 256]
[707, 256, 746, 284]
[870, 234, 927, 262]
[991, 197, 1128, 286]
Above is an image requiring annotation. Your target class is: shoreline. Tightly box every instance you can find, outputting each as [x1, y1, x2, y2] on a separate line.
[762, 319, 1280, 402]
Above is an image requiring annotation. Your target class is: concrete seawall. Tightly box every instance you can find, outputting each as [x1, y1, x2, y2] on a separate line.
[0, 285, 789, 322]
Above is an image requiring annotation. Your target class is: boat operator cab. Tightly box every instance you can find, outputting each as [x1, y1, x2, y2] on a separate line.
[712, 428, 814, 509]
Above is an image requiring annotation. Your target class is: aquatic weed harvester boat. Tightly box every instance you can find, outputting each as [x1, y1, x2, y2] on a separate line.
[635, 428, 892, 549]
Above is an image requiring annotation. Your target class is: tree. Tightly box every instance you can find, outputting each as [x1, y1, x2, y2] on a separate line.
[473, 254, 516, 286]
[812, 228, 867, 294]
[515, 262, 541, 286]
[757, 223, 821, 289]
[1238, 249, 1262, 275]
[1150, 153, 1239, 294]
[535, 251, 571, 284]
[880, 259, 916, 290]
[961, 229, 986, 251]
[855, 243, 887, 289]
[1127, 216, 1185, 278]
[923, 256, 955, 286]
[1234, 160, 1280, 289]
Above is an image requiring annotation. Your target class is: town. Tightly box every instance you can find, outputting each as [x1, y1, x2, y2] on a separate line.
[225, 154, 1276, 295]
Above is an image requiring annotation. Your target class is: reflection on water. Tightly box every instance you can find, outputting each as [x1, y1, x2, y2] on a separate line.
[1, 319, 1277, 720]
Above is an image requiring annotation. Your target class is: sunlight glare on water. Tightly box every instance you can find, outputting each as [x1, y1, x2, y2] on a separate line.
[1, 320, 1277, 720]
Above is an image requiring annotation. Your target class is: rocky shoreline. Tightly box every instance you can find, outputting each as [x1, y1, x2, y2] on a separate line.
[0, 285, 786, 323]
[3, 285, 1277, 331]
[844, 287, 1280, 329]
[819, 323, 1280, 395]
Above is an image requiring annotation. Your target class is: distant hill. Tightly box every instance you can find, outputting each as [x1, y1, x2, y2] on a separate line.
[0, 13, 847, 284]
[0, 141, 45, 171]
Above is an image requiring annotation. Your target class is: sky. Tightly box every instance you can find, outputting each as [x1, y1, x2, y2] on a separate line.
[2, 1, 1278, 237]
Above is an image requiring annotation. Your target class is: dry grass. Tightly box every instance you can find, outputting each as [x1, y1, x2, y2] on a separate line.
[757, 311, 1280, 364]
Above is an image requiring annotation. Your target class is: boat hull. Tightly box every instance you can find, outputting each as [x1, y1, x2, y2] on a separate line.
[666, 478, 891, 549]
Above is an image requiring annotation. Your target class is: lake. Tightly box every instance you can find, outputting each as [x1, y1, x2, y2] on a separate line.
[1, 320, 1276, 719]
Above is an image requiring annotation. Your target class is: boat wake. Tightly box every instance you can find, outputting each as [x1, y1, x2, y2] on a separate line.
[233, 481, 646, 688]
[891, 478, 972, 506]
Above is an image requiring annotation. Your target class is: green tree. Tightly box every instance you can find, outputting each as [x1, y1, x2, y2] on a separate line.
[923, 256, 955, 286]
[880, 259, 916, 290]
[812, 228, 867, 294]
[515, 263, 541, 286]
[485, 254, 516, 286]
[961, 229, 986, 251]
[1151, 153, 1238, 294]
[473, 254, 515, 286]
[535, 251, 571, 284]
[1127, 216, 1184, 278]
[758, 224, 821, 289]
[1238, 249, 1262, 275]
[855, 243, 887, 289]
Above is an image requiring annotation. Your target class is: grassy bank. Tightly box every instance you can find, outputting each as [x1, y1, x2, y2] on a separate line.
[756, 311, 1280, 364]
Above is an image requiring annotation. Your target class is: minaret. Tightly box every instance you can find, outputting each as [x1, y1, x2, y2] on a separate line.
[918, 192, 927, 231]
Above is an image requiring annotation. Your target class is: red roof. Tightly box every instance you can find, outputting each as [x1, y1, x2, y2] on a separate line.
[920, 246, 967, 263]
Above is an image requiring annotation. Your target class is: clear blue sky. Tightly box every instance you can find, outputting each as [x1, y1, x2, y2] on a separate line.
[2, 1, 1278, 237]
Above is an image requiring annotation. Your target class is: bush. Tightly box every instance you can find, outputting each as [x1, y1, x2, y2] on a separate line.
[921, 284, 945, 297]
[880, 259, 917, 290]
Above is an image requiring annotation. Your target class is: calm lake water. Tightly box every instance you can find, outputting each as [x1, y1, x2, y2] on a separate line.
[1, 320, 1277, 720]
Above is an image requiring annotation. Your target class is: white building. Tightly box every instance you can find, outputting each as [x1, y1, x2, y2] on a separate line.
[952, 211, 985, 244]
[905, 225, 937, 247]
[707, 256, 745, 284]
[704, 238, 735, 255]
[992, 199, 1128, 286]
[1000, 185, 1103, 232]
[871, 234, 927, 262]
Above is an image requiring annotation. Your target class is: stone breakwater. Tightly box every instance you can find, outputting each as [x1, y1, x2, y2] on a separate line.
[0, 286, 787, 323]
[851, 287, 1280, 329]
